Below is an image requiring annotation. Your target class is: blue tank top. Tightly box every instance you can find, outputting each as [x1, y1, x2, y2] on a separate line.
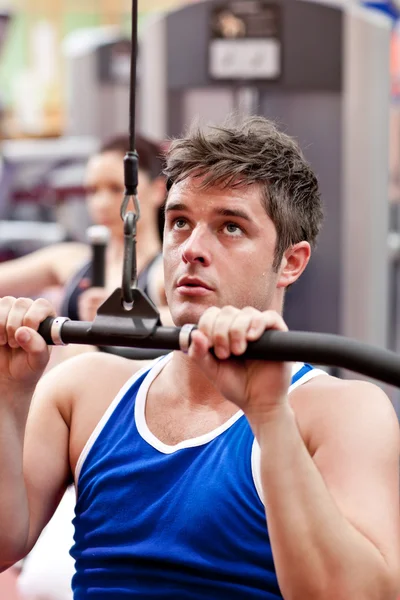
[71, 356, 326, 599]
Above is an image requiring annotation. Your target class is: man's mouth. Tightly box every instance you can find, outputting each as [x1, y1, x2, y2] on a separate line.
[176, 277, 214, 295]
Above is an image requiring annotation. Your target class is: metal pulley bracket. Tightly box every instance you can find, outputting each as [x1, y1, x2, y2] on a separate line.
[90, 287, 161, 341]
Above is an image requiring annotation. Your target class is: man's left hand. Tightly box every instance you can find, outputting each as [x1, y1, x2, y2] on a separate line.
[188, 306, 293, 418]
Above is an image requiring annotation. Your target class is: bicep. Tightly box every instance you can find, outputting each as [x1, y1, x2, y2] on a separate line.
[22, 370, 72, 553]
[312, 382, 400, 568]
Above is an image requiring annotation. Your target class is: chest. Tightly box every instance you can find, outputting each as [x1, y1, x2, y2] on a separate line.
[74, 412, 264, 546]
[71, 399, 280, 596]
[145, 393, 240, 446]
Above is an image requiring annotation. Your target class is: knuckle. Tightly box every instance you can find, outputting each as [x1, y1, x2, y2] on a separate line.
[243, 306, 259, 315]
[23, 313, 40, 328]
[250, 313, 265, 325]
[6, 321, 16, 335]
[0, 295, 15, 304]
[14, 297, 32, 308]
[33, 297, 53, 310]
[264, 309, 278, 318]
[199, 307, 219, 328]
[205, 306, 220, 316]
[221, 305, 238, 316]
[214, 331, 227, 345]
[229, 322, 244, 337]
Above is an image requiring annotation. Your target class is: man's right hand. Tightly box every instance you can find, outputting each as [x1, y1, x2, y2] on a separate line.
[0, 297, 55, 389]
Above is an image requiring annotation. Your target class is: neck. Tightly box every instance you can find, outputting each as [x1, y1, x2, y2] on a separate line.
[163, 352, 236, 412]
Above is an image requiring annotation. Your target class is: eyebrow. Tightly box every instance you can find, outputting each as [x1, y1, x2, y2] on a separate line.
[165, 201, 254, 223]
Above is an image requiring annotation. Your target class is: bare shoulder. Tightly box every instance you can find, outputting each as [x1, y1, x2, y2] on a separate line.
[37, 351, 154, 474]
[38, 350, 151, 417]
[291, 374, 400, 453]
[69, 350, 150, 384]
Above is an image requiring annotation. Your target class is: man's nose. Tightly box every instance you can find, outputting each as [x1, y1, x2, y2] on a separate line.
[181, 225, 212, 266]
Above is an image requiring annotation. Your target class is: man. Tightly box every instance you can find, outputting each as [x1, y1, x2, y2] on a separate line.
[0, 116, 398, 599]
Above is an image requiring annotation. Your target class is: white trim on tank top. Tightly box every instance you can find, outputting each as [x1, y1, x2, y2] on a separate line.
[75, 354, 327, 484]
[135, 359, 327, 455]
[74, 357, 167, 485]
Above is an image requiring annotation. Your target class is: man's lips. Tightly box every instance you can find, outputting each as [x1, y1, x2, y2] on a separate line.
[176, 277, 214, 296]
[177, 277, 213, 290]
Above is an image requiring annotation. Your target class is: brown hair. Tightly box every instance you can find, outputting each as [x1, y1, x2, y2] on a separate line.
[100, 134, 164, 181]
[165, 116, 323, 270]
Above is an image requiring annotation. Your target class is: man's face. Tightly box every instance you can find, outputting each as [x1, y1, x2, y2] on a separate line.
[163, 178, 281, 326]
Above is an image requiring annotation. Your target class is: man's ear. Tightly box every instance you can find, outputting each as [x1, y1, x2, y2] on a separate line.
[277, 242, 311, 289]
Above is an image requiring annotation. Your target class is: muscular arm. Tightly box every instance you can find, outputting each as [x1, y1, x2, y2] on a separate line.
[248, 379, 400, 600]
[0, 361, 74, 569]
[0, 243, 89, 297]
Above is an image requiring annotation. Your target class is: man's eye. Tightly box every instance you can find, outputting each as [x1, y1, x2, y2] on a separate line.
[173, 219, 189, 230]
[224, 223, 243, 236]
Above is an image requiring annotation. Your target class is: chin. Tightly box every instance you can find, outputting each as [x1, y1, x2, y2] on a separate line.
[169, 303, 208, 327]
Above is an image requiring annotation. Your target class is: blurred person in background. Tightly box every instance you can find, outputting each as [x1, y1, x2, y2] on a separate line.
[0, 134, 166, 321]
[60, 135, 166, 324]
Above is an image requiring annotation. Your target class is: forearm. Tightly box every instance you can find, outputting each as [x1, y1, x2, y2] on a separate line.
[248, 407, 395, 600]
[0, 392, 33, 567]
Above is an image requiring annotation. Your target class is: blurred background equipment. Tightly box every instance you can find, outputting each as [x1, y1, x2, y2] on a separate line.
[87, 225, 110, 287]
[63, 27, 131, 141]
[1, 135, 98, 246]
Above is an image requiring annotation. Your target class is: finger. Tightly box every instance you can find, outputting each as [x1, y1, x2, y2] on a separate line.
[14, 325, 51, 372]
[22, 298, 57, 332]
[229, 307, 261, 355]
[246, 310, 288, 342]
[15, 298, 56, 369]
[197, 307, 221, 346]
[6, 298, 34, 348]
[210, 306, 240, 360]
[0, 296, 15, 345]
[188, 329, 219, 380]
[188, 329, 210, 360]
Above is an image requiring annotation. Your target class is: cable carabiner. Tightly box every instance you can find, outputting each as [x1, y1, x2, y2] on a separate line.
[120, 149, 140, 221]
[120, 192, 141, 222]
[120, 147, 141, 308]
[122, 211, 138, 308]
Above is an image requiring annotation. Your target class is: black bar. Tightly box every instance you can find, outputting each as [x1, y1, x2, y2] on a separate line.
[38, 318, 400, 388]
